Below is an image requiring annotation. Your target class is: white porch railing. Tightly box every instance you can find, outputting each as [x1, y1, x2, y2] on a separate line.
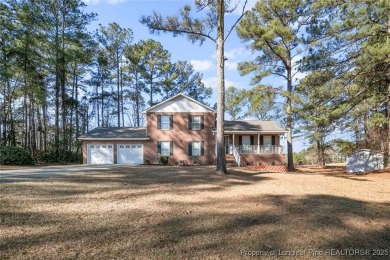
[235, 145, 284, 154]
[232, 145, 241, 166]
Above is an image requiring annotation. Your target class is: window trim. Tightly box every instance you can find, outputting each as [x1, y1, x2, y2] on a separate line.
[158, 141, 173, 156]
[188, 115, 204, 130]
[188, 141, 204, 156]
[160, 115, 170, 130]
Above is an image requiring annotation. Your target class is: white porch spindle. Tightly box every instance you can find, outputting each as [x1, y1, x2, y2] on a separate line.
[233, 134, 235, 152]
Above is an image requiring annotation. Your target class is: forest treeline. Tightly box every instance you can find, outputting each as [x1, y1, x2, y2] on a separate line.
[0, 0, 212, 163]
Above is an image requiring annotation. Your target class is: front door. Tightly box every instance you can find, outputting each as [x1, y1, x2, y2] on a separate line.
[224, 136, 230, 154]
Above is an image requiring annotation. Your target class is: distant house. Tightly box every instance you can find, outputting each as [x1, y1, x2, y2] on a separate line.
[346, 150, 384, 173]
[79, 93, 287, 166]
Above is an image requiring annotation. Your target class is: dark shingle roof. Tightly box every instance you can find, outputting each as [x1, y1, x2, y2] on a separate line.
[79, 127, 148, 139]
[221, 120, 286, 132]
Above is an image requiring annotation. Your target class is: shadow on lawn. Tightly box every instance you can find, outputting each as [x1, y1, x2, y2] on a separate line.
[1, 166, 389, 258]
[149, 195, 390, 258]
[0, 166, 273, 198]
[1, 193, 389, 258]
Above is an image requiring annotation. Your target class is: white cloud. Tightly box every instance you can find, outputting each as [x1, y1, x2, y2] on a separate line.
[225, 61, 238, 71]
[202, 77, 239, 89]
[190, 60, 214, 72]
[212, 47, 252, 62]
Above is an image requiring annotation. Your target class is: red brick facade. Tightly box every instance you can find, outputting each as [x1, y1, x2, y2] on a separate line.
[144, 112, 216, 165]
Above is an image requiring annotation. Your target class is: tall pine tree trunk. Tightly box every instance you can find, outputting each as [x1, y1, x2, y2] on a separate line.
[55, 8, 60, 158]
[61, 7, 67, 153]
[76, 71, 80, 155]
[135, 73, 140, 127]
[216, 0, 227, 174]
[117, 51, 121, 127]
[387, 17, 390, 167]
[286, 65, 294, 170]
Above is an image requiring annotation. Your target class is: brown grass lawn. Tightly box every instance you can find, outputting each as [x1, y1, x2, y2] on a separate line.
[1, 166, 389, 259]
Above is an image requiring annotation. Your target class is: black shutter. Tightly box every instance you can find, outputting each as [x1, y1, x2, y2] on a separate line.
[201, 115, 204, 130]
[201, 142, 204, 155]
[188, 142, 192, 156]
[157, 115, 161, 129]
[272, 135, 276, 145]
[170, 141, 173, 155]
[239, 136, 242, 145]
[188, 115, 192, 130]
[250, 136, 254, 145]
[260, 136, 264, 145]
[169, 115, 173, 130]
[157, 142, 161, 154]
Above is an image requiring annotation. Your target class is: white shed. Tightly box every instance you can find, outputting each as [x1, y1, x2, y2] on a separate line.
[346, 150, 384, 173]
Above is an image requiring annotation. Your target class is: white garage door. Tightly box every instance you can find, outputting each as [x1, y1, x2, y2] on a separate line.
[118, 144, 144, 164]
[88, 144, 114, 164]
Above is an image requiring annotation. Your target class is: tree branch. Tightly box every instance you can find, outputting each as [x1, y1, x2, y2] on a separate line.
[224, 0, 248, 43]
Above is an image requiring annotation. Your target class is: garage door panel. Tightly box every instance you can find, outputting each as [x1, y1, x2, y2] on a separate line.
[89, 144, 114, 164]
[118, 144, 143, 164]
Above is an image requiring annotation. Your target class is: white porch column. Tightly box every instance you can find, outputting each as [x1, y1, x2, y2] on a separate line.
[258, 133, 260, 154]
[233, 134, 235, 151]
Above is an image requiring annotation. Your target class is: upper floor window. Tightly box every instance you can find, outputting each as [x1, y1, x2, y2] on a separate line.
[188, 115, 204, 130]
[158, 115, 173, 130]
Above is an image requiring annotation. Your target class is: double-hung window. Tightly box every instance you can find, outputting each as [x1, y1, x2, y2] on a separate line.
[158, 115, 172, 130]
[188, 115, 204, 130]
[161, 116, 170, 130]
[158, 141, 173, 156]
[188, 141, 204, 156]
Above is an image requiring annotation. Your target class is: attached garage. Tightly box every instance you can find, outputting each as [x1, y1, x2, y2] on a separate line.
[79, 127, 150, 165]
[118, 144, 144, 164]
[88, 144, 114, 164]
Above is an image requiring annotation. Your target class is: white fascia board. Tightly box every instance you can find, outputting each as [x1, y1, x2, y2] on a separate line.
[142, 93, 215, 113]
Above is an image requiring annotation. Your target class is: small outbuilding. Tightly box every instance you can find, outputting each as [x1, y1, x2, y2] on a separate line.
[346, 150, 384, 173]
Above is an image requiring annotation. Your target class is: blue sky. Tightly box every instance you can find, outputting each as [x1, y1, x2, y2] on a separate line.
[83, 0, 309, 151]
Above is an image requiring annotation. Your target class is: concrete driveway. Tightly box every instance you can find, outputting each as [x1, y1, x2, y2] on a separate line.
[0, 164, 124, 180]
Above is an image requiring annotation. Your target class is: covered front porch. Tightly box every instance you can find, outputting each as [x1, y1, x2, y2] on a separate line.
[224, 133, 285, 167]
[224, 133, 284, 155]
[213, 120, 287, 166]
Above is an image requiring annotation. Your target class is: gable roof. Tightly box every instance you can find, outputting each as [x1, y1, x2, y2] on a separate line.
[143, 93, 215, 113]
[79, 127, 149, 140]
[214, 120, 287, 133]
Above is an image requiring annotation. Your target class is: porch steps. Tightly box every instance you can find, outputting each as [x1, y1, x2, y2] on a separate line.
[225, 154, 238, 167]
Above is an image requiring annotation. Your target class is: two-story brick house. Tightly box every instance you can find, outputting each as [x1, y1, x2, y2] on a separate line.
[80, 93, 287, 166]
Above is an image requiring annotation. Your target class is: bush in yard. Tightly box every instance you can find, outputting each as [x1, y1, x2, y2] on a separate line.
[0, 146, 35, 165]
[39, 148, 82, 164]
[160, 156, 169, 165]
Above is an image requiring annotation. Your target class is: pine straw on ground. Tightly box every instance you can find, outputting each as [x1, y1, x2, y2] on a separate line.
[1, 166, 389, 259]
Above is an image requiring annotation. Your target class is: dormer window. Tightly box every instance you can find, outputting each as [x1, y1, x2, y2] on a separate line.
[157, 115, 173, 130]
[188, 115, 204, 130]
